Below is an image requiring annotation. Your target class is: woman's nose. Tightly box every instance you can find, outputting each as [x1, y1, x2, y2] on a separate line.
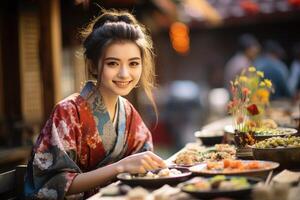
[118, 66, 129, 78]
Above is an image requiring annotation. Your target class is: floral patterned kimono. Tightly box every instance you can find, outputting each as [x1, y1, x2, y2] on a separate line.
[24, 82, 153, 199]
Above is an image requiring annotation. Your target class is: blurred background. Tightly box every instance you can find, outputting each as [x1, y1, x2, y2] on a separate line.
[0, 0, 300, 171]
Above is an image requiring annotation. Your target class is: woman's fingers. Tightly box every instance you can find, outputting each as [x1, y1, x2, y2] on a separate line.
[121, 151, 167, 174]
[146, 151, 167, 168]
[138, 165, 146, 174]
[143, 155, 160, 170]
[141, 159, 154, 171]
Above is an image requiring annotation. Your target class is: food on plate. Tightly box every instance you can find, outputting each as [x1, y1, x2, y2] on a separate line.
[117, 167, 191, 188]
[126, 168, 182, 179]
[182, 175, 250, 191]
[100, 184, 132, 196]
[126, 187, 149, 200]
[207, 159, 266, 172]
[174, 144, 236, 166]
[174, 148, 202, 166]
[253, 127, 297, 136]
[214, 144, 236, 154]
[191, 159, 273, 174]
[260, 119, 278, 129]
[254, 136, 300, 148]
[152, 185, 181, 200]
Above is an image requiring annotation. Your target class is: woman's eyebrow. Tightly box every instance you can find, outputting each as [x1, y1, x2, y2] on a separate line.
[104, 57, 119, 61]
[104, 57, 141, 61]
[129, 57, 141, 61]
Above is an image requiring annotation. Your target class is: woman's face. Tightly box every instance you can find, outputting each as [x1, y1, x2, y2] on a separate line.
[99, 41, 142, 98]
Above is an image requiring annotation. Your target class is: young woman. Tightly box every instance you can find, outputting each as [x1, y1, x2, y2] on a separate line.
[24, 10, 166, 199]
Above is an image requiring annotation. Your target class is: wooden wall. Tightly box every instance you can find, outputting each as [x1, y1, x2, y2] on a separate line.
[0, 0, 63, 146]
[38, 0, 62, 121]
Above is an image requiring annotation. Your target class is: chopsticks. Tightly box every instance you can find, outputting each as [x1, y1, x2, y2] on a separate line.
[265, 170, 273, 186]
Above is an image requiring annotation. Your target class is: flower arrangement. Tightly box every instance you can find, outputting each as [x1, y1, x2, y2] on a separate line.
[227, 66, 273, 134]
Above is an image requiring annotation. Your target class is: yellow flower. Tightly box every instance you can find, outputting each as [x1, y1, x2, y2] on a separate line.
[257, 71, 264, 78]
[228, 65, 274, 133]
[259, 82, 266, 87]
[239, 76, 248, 82]
[252, 89, 270, 104]
[248, 66, 256, 72]
[264, 79, 272, 88]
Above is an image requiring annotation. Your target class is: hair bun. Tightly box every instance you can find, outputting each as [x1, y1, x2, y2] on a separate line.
[117, 15, 133, 24]
[93, 13, 134, 30]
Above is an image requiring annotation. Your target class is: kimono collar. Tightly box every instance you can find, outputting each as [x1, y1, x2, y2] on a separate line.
[80, 81, 128, 166]
[80, 81, 97, 99]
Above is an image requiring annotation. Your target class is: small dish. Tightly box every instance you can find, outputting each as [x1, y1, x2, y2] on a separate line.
[117, 167, 192, 188]
[180, 176, 260, 199]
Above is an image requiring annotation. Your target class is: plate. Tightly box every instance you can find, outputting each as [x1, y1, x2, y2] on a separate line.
[180, 176, 260, 199]
[189, 160, 279, 178]
[117, 167, 192, 188]
[254, 127, 298, 139]
[224, 125, 298, 140]
[168, 162, 199, 168]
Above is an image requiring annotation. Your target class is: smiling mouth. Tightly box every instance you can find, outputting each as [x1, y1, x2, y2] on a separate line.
[113, 80, 132, 88]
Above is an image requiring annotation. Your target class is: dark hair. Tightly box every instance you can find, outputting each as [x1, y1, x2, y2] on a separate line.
[238, 34, 259, 52]
[81, 9, 157, 115]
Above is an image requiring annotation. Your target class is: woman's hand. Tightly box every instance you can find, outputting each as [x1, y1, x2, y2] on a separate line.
[116, 151, 166, 174]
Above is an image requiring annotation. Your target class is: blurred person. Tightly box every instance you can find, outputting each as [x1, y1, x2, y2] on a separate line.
[164, 81, 203, 149]
[288, 42, 300, 98]
[24, 9, 166, 199]
[254, 40, 291, 99]
[224, 33, 261, 87]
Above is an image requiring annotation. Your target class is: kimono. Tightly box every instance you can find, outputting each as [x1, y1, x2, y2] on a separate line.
[24, 82, 153, 199]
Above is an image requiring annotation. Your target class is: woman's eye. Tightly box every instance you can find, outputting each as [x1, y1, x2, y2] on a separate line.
[129, 62, 140, 67]
[106, 62, 118, 67]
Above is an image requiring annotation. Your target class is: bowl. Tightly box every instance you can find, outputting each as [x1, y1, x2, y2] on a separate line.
[252, 146, 300, 170]
[194, 130, 224, 146]
[180, 176, 261, 199]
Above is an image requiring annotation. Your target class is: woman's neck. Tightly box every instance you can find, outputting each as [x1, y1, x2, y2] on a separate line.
[99, 90, 119, 120]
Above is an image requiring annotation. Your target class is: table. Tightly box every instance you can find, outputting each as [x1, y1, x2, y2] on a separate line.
[87, 111, 300, 200]
[87, 143, 300, 200]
